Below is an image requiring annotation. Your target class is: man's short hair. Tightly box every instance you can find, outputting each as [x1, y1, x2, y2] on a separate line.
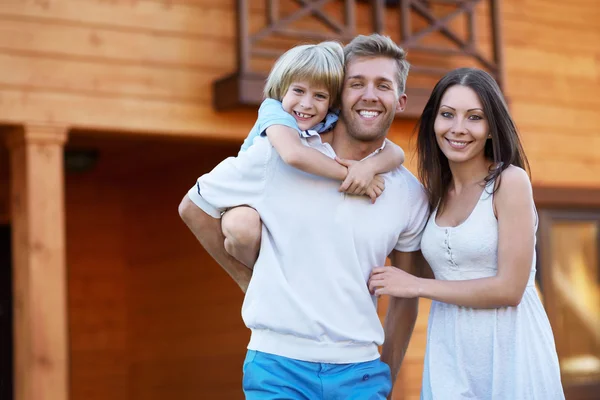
[344, 34, 410, 95]
[264, 41, 345, 107]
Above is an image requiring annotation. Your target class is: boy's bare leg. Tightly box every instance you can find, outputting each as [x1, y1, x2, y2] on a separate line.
[221, 206, 262, 268]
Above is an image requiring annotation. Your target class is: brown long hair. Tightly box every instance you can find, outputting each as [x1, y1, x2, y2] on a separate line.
[416, 68, 530, 212]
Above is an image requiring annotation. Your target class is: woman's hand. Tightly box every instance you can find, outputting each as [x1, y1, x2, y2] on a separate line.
[368, 266, 421, 298]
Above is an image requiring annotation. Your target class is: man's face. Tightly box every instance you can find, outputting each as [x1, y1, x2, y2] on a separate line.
[340, 57, 407, 142]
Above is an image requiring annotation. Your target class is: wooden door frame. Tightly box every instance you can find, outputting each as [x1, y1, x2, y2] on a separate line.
[533, 186, 600, 209]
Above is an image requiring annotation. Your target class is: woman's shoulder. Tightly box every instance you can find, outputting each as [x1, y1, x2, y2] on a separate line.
[494, 165, 534, 209]
[497, 165, 531, 192]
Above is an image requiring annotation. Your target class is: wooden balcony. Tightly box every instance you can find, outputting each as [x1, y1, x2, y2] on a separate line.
[213, 0, 505, 118]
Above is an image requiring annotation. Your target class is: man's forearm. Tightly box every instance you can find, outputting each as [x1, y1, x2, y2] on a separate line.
[381, 297, 419, 388]
[178, 195, 252, 292]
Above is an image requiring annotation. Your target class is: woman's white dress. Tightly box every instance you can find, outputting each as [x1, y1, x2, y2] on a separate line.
[419, 185, 565, 399]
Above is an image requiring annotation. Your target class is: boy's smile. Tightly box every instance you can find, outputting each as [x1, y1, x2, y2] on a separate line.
[281, 81, 331, 131]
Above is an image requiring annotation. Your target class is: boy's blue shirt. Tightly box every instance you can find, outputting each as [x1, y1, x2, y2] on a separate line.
[239, 98, 339, 152]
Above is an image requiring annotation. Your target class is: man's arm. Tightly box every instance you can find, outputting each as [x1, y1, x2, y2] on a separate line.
[380, 250, 423, 394]
[178, 134, 271, 291]
[179, 195, 252, 292]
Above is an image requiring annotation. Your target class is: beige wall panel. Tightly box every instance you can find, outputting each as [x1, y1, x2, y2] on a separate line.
[505, 47, 597, 81]
[0, 0, 236, 37]
[0, 19, 235, 70]
[0, 0, 371, 43]
[0, 53, 218, 102]
[511, 104, 599, 135]
[504, 0, 600, 25]
[67, 138, 248, 400]
[0, 89, 260, 138]
[503, 19, 600, 53]
[506, 74, 600, 110]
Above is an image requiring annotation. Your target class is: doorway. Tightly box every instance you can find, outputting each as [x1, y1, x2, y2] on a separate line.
[0, 225, 13, 399]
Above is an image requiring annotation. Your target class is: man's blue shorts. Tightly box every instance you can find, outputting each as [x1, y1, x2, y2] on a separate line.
[242, 350, 392, 399]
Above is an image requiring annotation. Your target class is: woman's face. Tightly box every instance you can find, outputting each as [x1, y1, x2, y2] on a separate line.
[434, 85, 489, 165]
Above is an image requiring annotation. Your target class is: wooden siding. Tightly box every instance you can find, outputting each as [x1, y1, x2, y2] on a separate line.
[64, 136, 248, 400]
[0, 0, 598, 186]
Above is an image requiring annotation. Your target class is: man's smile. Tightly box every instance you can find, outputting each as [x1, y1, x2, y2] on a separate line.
[357, 109, 382, 120]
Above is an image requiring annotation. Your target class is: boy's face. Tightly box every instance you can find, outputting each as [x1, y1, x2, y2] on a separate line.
[340, 56, 406, 142]
[281, 81, 331, 131]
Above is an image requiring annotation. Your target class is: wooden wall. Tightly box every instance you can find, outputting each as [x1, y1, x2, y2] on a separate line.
[501, 0, 600, 187]
[0, 0, 598, 186]
[65, 136, 247, 400]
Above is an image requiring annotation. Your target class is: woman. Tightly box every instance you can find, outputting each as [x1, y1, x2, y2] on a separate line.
[369, 68, 564, 399]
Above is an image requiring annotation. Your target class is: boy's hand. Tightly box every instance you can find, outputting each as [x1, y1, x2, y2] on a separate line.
[336, 157, 385, 203]
[365, 176, 385, 203]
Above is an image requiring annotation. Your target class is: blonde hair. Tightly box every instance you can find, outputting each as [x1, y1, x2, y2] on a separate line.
[264, 41, 345, 107]
[344, 34, 410, 95]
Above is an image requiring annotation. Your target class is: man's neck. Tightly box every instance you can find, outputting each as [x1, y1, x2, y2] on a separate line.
[330, 120, 386, 161]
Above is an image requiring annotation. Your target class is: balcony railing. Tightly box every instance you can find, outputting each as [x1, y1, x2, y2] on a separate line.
[213, 0, 504, 118]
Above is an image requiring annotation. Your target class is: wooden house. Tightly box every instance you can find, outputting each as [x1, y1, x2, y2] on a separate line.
[0, 0, 598, 399]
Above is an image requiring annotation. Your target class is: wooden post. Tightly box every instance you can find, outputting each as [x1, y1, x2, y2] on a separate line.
[6, 124, 69, 400]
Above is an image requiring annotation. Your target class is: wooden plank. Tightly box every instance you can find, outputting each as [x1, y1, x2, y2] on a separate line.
[504, 47, 597, 80]
[0, 11, 379, 72]
[7, 124, 69, 400]
[534, 186, 600, 207]
[0, 0, 367, 40]
[506, 75, 600, 111]
[511, 103, 600, 134]
[503, 0, 600, 27]
[65, 173, 134, 400]
[0, 19, 236, 70]
[522, 131, 600, 160]
[0, 53, 219, 102]
[63, 150, 251, 400]
[402, 359, 426, 391]
[405, 330, 428, 360]
[503, 18, 600, 53]
[3, 0, 595, 62]
[0, 88, 258, 139]
[527, 157, 600, 187]
[0, 0, 236, 37]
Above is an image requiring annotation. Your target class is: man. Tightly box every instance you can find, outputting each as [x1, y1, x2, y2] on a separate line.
[179, 34, 429, 399]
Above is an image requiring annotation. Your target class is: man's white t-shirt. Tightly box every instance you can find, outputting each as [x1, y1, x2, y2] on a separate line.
[188, 133, 429, 364]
